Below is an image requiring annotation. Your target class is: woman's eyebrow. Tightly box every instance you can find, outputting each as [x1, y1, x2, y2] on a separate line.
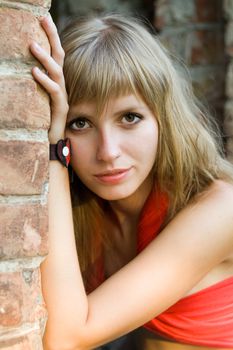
[113, 106, 146, 116]
[66, 111, 93, 122]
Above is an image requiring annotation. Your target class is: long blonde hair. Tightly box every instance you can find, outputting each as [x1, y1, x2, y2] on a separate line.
[61, 14, 233, 287]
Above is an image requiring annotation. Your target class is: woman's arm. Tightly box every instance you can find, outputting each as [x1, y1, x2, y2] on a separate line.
[30, 14, 90, 348]
[31, 15, 233, 350]
[41, 161, 89, 348]
[45, 167, 233, 350]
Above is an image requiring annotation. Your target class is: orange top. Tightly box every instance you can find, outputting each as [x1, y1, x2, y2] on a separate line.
[90, 189, 233, 347]
[138, 190, 233, 348]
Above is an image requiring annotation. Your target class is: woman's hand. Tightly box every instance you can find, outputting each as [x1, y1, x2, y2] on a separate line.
[30, 14, 69, 144]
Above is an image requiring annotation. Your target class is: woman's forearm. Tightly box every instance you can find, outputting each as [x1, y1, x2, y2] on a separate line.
[41, 161, 88, 349]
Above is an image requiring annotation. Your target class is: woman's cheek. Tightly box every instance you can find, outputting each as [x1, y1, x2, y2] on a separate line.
[70, 140, 92, 173]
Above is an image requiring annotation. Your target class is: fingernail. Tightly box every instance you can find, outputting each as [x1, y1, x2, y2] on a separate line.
[33, 42, 41, 51]
[40, 14, 50, 22]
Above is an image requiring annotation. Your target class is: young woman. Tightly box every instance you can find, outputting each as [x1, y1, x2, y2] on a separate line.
[30, 13, 233, 350]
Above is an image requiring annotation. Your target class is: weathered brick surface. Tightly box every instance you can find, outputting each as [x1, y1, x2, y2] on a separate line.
[224, 0, 233, 20]
[191, 67, 225, 102]
[155, 0, 225, 126]
[224, 101, 233, 135]
[0, 0, 50, 347]
[7, 0, 51, 7]
[226, 61, 233, 99]
[0, 330, 43, 350]
[0, 77, 50, 129]
[0, 202, 48, 259]
[225, 137, 233, 161]
[190, 29, 224, 65]
[0, 140, 48, 195]
[155, 0, 222, 28]
[22, 268, 47, 325]
[196, 0, 222, 22]
[0, 273, 23, 327]
[155, 0, 196, 29]
[0, 8, 50, 61]
[0, 269, 47, 327]
[160, 28, 224, 65]
[225, 22, 233, 56]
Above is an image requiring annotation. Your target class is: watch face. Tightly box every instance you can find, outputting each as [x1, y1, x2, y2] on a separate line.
[57, 139, 71, 168]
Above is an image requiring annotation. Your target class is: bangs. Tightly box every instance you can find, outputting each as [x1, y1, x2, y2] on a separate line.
[64, 34, 139, 113]
[62, 15, 169, 116]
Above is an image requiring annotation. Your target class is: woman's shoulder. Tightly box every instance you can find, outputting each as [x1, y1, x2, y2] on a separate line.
[166, 179, 233, 236]
[193, 179, 233, 209]
[165, 179, 233, 249]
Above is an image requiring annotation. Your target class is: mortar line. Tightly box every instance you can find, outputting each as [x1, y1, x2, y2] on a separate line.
[0, 0, 50, 16]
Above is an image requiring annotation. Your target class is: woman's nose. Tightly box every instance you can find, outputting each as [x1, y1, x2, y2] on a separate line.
[96, 129, 121, 162]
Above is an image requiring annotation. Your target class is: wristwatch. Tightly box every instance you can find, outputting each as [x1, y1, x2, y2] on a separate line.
[49, 138, 71, 168]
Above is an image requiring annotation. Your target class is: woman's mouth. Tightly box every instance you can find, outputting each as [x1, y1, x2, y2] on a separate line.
[94, 168, 131, 184]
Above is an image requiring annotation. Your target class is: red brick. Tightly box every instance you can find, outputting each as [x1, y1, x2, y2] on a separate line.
[0, 202, 48, 259]
[226, 45, 233, 57]
[0, 272, 23, 327]
[0, 8, 50, 61]
[0, 140, 48, 195]
[190, 29, 224, 65]
[0, 330, 43, 349]
[0, 269, 47, 328]
[0, 77, 50, 130]
[22, 267, 47, 325]
[195, 0, 222, 22]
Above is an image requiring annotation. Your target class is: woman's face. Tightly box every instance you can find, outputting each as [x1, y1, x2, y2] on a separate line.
[65, 94, 158, 201]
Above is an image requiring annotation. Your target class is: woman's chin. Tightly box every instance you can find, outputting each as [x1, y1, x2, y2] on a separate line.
[91, 187, 134, 201]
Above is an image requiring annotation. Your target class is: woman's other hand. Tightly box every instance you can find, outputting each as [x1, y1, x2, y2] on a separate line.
[30, 14, 69, 144]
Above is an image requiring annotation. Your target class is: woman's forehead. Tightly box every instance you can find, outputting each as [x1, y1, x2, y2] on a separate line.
[69, 93, 147, 113]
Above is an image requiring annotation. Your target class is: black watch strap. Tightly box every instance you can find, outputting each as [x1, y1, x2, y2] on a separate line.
[50, 138, 71, 168]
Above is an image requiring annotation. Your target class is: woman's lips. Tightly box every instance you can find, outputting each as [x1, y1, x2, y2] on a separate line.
[94, 168, 131, 184]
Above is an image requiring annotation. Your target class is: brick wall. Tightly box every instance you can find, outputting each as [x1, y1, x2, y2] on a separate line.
[224, 0, 233, 162]
[50, 0, 149, 31]
[0, 1, 231, 348]
[154, 0, 225, 126]
[0, 1, 51, 348]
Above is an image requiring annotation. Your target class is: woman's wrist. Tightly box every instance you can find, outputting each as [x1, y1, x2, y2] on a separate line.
[48, 128, 65, 144]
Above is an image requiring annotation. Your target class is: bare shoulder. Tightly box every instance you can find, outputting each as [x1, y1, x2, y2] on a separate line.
[206, 179, 233, 197]
[191, 179, 233, 212]
[161, 179, 233, 262]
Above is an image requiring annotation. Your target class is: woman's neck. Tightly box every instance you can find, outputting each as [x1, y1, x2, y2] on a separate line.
[109, 175, 154, 229]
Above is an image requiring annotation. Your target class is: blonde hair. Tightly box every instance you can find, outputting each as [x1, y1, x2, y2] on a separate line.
[61, 14, 233, 288]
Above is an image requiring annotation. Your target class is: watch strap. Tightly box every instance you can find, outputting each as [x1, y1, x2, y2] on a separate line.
[50, 138, 71, 168]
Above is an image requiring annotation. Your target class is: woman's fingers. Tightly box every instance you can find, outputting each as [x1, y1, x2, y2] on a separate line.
[32, 66, 59, 95]
[40, 14, 65, 67]
[30, 15, 69, 143]
[32, 67, 69, 143]
[32, 67, 68, 114]
[30, 41, 65, 88]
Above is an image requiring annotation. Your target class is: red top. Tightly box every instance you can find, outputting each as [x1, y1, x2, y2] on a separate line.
[138, 189, 233, 348]
[90, 189, 233, 347]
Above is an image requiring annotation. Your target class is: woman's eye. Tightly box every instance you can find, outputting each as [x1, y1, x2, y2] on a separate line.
[122, 113, 142, 125]
[68, 118, 91, 131]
